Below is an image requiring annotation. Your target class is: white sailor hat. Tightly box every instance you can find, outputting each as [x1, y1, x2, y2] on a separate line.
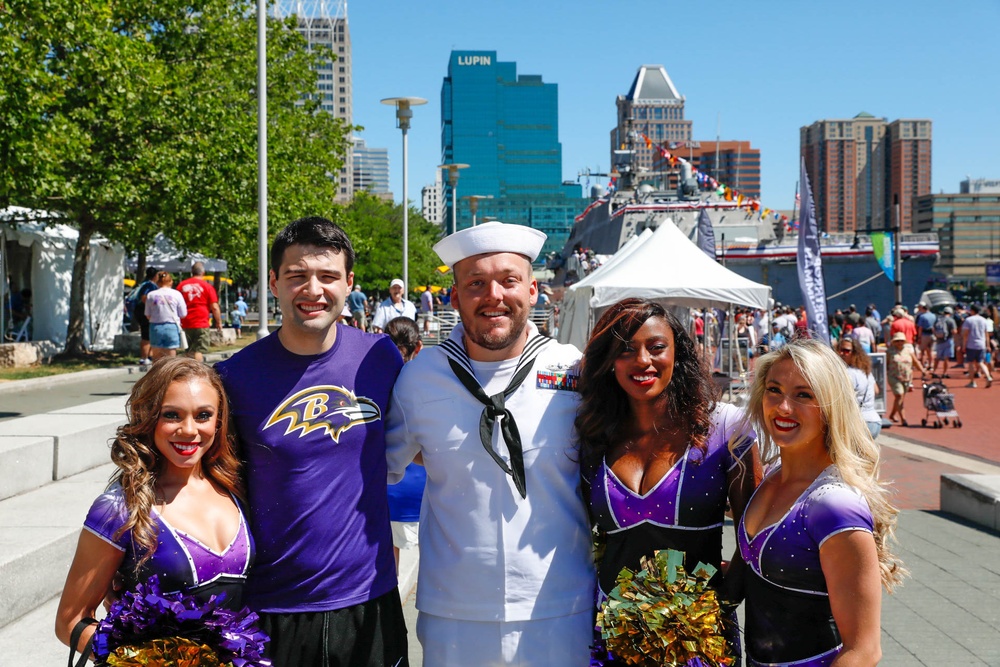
[433, 221, 546, 268]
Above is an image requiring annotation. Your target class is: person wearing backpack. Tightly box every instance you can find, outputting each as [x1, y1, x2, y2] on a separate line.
[129, 267, 160, 366]
[930, 306, 957, 378]
[915, 302, 937, 368]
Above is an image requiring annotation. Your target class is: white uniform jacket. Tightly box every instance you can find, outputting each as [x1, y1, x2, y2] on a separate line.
[386, 322, 596, 622]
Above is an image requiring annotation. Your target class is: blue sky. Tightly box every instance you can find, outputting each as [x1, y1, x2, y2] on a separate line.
[347, 0, 1000, 211]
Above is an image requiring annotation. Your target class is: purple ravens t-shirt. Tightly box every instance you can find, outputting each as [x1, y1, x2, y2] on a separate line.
[216, 324, 403, 613]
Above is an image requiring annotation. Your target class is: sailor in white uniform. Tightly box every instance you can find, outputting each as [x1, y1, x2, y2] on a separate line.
[386, 222, 596, 666]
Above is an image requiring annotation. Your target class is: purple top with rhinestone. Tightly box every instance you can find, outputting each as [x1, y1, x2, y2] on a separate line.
[738, 465, 874, 666]
[84, 482, 254, 609]
[586, 403, 754, 597]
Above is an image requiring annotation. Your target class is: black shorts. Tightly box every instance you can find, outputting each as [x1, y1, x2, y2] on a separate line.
[258, 588, 408, 667]
[134, 310, 150, 340]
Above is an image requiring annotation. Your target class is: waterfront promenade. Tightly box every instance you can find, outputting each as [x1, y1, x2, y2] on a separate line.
[0, 362, 997, 665]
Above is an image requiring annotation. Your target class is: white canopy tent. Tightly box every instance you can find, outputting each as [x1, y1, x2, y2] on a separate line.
[557, 220, 771, 350]
[125, 233, 228, 274]
[557, 228, 653, 350]
[1, 207, 125, 350]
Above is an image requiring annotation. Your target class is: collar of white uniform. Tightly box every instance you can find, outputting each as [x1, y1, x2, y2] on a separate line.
[439, 320, 549, 383]
[438, 320, 550, 499]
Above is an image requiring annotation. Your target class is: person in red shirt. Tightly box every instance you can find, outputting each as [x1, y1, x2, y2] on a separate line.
[177, 262, 223, 362]
[889, 307, 918, 345]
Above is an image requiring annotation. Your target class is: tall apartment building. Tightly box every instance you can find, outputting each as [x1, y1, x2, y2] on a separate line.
[352, 137, 391, 199]
[610, 65, 692, 177]
[421, 170, 444, 226]
[886, 119, 932, 231]
[653, 140, 761, 199]
[914, 184, 1000, 278]
[800, 113, 931, 233]
[275, 0, 353, 201]
[441, 50, 586, 255]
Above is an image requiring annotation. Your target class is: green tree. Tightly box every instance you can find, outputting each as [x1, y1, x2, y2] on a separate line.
[340, 192, 447, 297]
[0, 0, 350, 354]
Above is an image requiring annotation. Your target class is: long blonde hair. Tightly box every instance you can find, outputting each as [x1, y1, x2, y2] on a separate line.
[109, 358, 244, 570]
[744, 338, 906, 591]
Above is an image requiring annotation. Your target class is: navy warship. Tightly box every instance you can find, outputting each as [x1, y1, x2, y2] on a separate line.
[556, 157, 938, 310]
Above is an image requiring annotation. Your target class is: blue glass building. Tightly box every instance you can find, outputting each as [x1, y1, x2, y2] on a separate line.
[441, 50, 587, 257]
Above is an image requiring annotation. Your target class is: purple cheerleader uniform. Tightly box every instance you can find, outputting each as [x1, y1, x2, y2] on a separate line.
[586, 403, 755, 600]
[84, 483, 254, 609]
[738, 465, 874, 666]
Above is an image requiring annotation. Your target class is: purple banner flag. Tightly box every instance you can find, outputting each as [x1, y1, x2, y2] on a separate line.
[796, 159, 830, 344]
[697, 207, 717, 260]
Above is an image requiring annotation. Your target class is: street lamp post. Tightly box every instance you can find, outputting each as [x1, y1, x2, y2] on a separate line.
[463, 194, 494, 227]
[382, 96, 427, 294]
[438, 163, 470, 235]
[255, 0, 269, 339]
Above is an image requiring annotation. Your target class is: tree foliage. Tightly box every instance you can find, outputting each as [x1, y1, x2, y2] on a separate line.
[339, 192, 448, 299]
[0, 0, 351, 354]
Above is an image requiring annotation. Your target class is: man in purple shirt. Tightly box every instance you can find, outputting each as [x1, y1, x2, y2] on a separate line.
[216, 216, 407, 666]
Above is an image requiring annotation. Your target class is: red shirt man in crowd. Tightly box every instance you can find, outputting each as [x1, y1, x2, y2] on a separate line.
[177, 261, 223, 362]
[889, 307, 918, 345]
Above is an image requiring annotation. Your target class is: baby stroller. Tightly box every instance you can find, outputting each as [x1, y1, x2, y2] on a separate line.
[921, 381, 961, 428]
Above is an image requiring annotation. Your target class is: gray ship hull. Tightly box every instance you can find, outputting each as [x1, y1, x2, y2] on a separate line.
[558, 191, 940, 310]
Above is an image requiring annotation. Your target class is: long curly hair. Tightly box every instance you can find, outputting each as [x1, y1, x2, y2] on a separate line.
[576, 299, 718, 472]
[109, 358, 244, 570]
[743, 338, 906, 591]
[838, 337, 872, 374]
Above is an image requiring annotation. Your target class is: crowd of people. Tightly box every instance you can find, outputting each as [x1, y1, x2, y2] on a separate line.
[57, 216, 972, 667]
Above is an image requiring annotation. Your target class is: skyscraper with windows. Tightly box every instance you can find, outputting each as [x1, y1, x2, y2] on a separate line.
[274, 0, 353, 201]
[422, 170, 444, 226]
[352, 137, 391, 198]
[886, 119, 932, 231]
[800, 113, 931, 233]
[652, 141, 761, 199]
[610, 65, 692, 176]
[441, 50, 586, 255]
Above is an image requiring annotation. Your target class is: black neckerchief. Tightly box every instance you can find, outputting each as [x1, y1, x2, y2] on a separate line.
[440, 327, 550, 498]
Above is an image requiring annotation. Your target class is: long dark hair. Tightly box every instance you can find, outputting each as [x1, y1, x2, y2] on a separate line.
[576, 298, 718, 472]
[385, 316, 421, 361]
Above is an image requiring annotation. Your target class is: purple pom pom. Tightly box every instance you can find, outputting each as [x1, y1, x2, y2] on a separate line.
[92, 576, 270, 666]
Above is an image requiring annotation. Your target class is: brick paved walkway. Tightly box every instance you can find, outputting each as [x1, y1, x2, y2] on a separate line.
[885, 366, 998, 465]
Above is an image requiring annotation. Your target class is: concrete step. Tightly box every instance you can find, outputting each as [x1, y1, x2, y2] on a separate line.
[0, 463, 116, 628]
[0, 595, 69, 663]
[0, 396, 126, 500]
[940, 474, 1000, 531]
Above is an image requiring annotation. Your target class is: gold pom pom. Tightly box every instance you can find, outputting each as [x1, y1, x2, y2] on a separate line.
[599, 549, 733, 667]
[106, 636, 226, 666]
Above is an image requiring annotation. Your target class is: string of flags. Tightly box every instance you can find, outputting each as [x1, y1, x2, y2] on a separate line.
[615, 133, 798, 231]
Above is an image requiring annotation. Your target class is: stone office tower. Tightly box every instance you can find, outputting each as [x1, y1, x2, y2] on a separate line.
[610, 65, 693, 177]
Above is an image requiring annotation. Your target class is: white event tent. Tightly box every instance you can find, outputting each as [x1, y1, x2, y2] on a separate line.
[125, 233, 228, 274]
[1, 207, 124, 349]
[558, 220, 771, 350]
